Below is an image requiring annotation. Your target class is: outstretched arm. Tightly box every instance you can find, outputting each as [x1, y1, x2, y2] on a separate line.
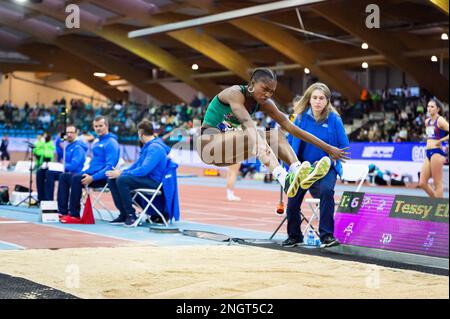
[262, 101, 350, 161]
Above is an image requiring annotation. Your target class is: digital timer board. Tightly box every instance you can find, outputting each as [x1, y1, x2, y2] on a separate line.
[334, 192, 449, 258]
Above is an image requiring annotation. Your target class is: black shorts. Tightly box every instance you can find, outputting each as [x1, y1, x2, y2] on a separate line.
[200, 125, 238, 136]
[1, 151, 10, 161]
[200, 126, 221, 135]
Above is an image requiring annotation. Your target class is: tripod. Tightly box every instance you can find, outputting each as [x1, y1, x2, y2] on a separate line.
[16, 142, 38, 207]
[270, 185, 286, 240]
[270, 160, 287, 240]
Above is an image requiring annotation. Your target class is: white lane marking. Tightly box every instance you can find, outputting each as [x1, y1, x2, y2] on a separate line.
[0, 221, 30, 224]
[0, 240, 26, 249]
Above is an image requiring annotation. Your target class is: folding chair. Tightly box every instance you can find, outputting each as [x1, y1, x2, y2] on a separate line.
[83, 158, 125, 221]
[302, 163, 369, 236]
[130, 182, 166, 227]
[90, 183, 115, 220]
[129, 162, 178, 228]
[270, 162, 369, 239]
[82, 157, 91, 171]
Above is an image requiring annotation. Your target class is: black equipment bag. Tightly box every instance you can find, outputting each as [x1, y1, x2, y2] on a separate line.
[0, 186, 9, 204]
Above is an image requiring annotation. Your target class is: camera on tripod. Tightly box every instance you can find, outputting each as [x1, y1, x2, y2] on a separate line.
[15, 141, 39, 207]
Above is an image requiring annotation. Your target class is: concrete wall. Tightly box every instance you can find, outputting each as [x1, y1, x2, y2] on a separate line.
[160, 82, 197, 104]
[0, 72, 109, 106]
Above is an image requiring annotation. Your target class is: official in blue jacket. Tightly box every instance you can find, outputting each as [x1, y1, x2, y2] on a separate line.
[37, 125, 87, 202]
[106, 120, 171, 227]
[284, 83, 350, 248]
[58, 116, 120, 218]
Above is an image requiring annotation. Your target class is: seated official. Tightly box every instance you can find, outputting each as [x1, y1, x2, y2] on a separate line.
[106, 120, 171, 227]
[58, 116, 120, 218]
[37, 125, 87, 202]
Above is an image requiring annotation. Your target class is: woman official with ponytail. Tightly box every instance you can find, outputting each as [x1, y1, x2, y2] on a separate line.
[283, 82, 350, 248]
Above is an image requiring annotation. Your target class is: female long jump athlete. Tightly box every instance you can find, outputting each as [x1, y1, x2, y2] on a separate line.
[196, 67, 349, 199]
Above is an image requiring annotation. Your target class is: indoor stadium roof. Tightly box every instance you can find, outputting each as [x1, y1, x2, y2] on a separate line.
[0, 0, 448, 103]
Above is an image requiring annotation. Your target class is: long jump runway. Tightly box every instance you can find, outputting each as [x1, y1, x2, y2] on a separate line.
[0, 172, 448, 299]
[0, 217, 132, 250]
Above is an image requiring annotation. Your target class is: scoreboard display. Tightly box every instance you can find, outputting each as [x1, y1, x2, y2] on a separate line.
[334, 192, 449, 258]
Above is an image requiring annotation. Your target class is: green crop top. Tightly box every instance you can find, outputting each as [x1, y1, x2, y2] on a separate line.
[202, 85, 259, 128]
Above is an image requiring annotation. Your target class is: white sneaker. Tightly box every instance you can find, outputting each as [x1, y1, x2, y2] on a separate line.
[227, 192, 241, 201]
[284, 161, 311, 197]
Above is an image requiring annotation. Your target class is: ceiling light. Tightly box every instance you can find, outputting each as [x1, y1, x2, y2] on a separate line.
[93, 72, 106, 77]
[431, 55, 438, 62]
[362, 62, 369, 69]
[191, 64, 199, 70]
[15, 0, 27, 3]
[441, 33, 448, 40]
[304, 68, 310, 74]
[361, 43, 369, 50]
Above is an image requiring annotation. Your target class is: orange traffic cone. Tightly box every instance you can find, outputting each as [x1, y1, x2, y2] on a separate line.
[276, 201, 285, 215]
[80, 192, 95, 224]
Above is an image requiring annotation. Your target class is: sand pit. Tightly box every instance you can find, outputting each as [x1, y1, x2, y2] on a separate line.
[0, 245, 447, 299]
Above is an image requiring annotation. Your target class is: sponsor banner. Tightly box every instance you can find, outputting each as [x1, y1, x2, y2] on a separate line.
[389, 195, 448, 224]
[349, 142, 433, 162]
[335, 192, 449, 258]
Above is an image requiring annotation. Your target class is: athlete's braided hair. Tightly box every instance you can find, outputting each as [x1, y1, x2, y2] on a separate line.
[249, 67, 277, 83]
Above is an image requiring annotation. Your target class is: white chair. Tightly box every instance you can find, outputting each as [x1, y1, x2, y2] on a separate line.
[130, 183, 166, 227]
[82, 157, 91, 171]
[83, 158, 126, 221]
[14, 161, 35, 173]
[340, 163, 369, 190]
[129, 169, 176, 228]
[90, 183, 115, 220]
[302, 163, 369, 236]
[47, 162, 64, 173]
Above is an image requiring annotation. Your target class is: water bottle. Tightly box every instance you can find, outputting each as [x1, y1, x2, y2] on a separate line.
[306, 230, 315, 246]
[315, 237, 321, 247]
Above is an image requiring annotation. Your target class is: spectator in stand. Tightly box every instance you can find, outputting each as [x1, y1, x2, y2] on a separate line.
[1, 92, 447, 145]
[398, 127, 408, 141]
